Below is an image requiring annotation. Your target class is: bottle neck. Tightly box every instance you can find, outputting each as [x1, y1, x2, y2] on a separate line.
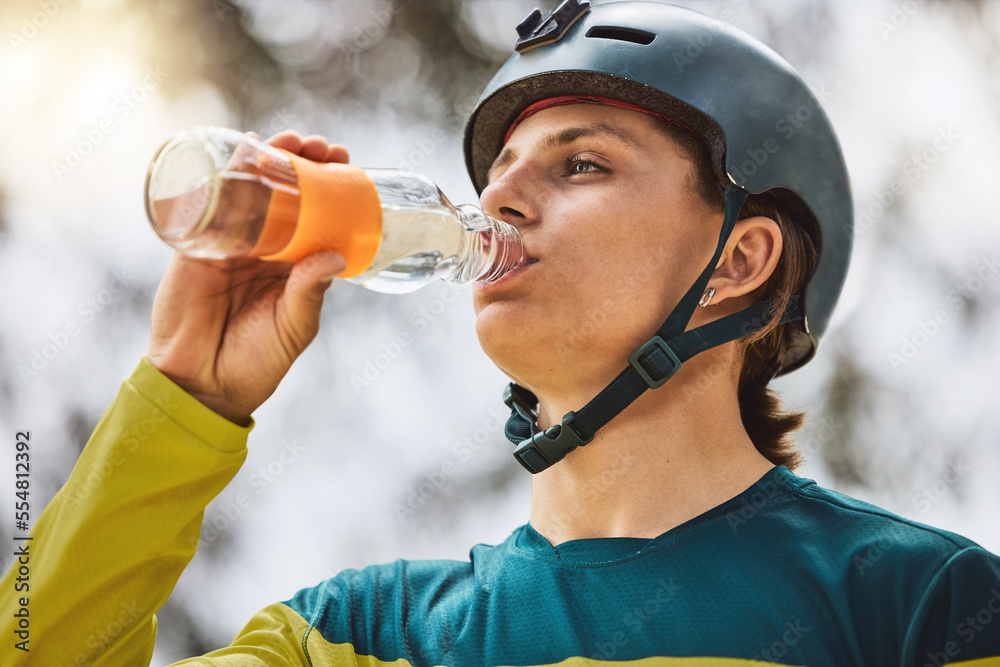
[445, 204, 523, 284]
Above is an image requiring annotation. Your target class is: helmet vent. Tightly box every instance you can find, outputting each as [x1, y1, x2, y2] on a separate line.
[585, 26, 655, 45]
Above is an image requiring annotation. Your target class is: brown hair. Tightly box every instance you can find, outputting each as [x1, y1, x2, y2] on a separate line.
[652, 117, 819, 470]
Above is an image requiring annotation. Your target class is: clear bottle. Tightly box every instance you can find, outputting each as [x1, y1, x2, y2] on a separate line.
[143, 127, 523, 294]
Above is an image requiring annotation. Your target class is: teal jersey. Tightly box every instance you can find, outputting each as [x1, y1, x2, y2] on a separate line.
[285, 466, 1000, 666]
[4, 360, 998, 665]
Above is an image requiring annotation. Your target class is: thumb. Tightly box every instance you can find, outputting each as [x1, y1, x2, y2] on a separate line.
[279, 251, 346, 349]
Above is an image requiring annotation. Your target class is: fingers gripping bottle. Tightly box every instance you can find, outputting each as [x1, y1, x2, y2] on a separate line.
[143, 127, 523, 294]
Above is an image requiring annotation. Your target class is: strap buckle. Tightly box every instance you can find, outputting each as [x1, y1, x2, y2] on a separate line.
[512, 412, 592, 474]
[628, 336, 682, 389]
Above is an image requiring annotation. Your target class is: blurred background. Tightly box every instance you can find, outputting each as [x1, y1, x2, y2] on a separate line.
[1, 0, 998, 661]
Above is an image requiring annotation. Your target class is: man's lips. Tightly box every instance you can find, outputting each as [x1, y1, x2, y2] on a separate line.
[511, 255, 538, 272]
[479, 254, 539, 289]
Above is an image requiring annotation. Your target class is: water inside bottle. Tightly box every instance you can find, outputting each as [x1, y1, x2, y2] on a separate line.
[149, 171, 298, 258]
[348, 203, 465, 294]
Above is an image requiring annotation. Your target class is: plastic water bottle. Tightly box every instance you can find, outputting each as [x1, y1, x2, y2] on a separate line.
[143, 127, 523, 294]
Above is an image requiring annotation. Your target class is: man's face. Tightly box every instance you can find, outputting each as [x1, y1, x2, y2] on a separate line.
[472, 103, 722, 396]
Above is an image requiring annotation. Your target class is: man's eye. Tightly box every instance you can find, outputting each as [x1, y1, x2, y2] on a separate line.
[564, 158, 605, 175]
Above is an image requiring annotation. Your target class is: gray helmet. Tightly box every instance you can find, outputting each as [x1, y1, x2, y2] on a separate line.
[464, 0, 852, 373]
[462, 0, 852, 473]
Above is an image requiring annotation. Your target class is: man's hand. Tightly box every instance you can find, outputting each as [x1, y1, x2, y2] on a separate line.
[146, 131, 349, 425]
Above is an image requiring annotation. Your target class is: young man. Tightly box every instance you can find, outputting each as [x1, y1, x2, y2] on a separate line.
[3, 1, 999, 665]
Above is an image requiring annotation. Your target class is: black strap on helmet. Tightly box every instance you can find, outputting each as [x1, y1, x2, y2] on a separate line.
[503, 184, 805, 473]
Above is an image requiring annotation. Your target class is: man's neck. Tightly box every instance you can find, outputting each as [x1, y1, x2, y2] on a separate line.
[527, 353, 774, 545]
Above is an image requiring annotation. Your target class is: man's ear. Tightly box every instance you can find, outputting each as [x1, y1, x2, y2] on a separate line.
[707, 216, 782, 303]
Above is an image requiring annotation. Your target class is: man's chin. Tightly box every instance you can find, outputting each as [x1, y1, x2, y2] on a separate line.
[473, 303, 512, 350]
[474, 302, 540, 367]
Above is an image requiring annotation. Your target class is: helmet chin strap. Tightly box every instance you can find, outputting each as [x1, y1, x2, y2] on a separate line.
[503, 184, 805, 474]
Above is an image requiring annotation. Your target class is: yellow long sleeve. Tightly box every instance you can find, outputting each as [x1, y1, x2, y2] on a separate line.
[0, 357, 252, 666]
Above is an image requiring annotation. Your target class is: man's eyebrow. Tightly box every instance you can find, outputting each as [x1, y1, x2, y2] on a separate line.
[487, 122, 641, 182]
[488, 145, 518, 183]
[542, 122, 642, 151]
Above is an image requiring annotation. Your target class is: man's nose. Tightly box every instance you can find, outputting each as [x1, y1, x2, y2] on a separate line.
[480, 162, 540, 228]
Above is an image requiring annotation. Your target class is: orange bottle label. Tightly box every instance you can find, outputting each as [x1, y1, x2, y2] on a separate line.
[254, 149, 383, 277]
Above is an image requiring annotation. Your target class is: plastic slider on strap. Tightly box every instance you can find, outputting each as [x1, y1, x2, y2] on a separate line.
[628, 336, 682, 389]
[503, 382, 538, 423]
[512, 412, 592, 474]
